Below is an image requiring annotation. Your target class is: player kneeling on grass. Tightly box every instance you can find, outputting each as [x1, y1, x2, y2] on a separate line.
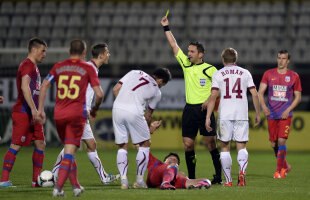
[146, 121, 211, 190]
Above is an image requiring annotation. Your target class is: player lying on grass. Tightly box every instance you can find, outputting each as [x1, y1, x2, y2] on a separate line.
[145, 120, 211, 190]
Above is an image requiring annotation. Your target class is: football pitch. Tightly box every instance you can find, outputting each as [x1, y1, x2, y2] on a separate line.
[0, 147, 309, 200]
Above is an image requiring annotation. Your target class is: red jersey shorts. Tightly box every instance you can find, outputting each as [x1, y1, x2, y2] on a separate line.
[267, 117, 292, 142]
[147, 164, 188, 189]
[11, 112, 44, 146]
[55, 116, 86, 147]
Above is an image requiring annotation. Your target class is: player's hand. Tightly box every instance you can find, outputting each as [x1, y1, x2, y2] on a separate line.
[161, 16, 169, 26]
[205, 118, 213, 132]
[150, 120, 162, 134]
[254, 113, 261, 127]
[281, 108, 290, 119]
[36, 110, 46, 124]
[90, 107, 98, 119]
[262, 106, 270, 116]
[0, 96, 3, 104]
[31, 108, 39, 122]
[201, 99, 208, 111]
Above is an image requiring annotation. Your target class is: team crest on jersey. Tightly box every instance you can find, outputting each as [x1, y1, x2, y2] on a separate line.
[21, 136, 26, 142]
[285, 76, 290, 82]
[200, 79, 206, 86]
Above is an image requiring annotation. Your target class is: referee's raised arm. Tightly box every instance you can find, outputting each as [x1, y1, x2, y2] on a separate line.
[161, 16, 179, 56]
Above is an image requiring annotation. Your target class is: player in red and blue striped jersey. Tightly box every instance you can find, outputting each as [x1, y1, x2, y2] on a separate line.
[258, 50, 302, 179]
[0, 38, 47, 188]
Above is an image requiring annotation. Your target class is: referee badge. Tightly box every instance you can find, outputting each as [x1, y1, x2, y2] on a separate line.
[200, 79, 206, 86]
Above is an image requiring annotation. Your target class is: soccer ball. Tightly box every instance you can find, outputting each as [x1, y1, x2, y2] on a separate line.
[37, 170, 56, 187]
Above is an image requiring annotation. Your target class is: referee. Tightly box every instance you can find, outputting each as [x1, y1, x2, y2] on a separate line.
[161, 16, 222, 184]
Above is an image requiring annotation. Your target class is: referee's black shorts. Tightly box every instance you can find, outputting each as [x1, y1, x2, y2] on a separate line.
[182, 103, 216, 138]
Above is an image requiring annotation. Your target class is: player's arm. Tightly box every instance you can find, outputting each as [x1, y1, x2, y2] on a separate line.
[0, 96, 3, 104]
[113, 82, 122, 98]
[161, 16, 180, 56]
[21, 76, 38, 120]
[249, 87, 261, 127]
[205, 89, 219, 132]
[144, 107, 153, 127]
[90, 85, 104, 119]
[258, 82, 270, 116]
[149, 120, 162, 134]
[281, 91, 301, 119]
[37, 79, 51, 124]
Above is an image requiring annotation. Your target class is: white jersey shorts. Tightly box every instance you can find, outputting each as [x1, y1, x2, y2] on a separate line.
[81, 120, 94, 140]
[217, 120, 249, 142]
[112, 108, 150, 145]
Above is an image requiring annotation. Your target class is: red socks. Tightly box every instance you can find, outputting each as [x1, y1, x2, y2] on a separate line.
[69, 159, 80, 188]
[276, 145, 287, 172]
[32, 148, 44, 182]
[1, 148, 18, 182]
[56, 154, 73, 189]
[162, 166, 177, 183]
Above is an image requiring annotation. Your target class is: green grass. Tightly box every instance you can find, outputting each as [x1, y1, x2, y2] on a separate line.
[0, 147, 310, 200]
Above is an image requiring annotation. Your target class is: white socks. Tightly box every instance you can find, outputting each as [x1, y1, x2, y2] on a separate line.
[135, 147, 150, 183]
[88, 151, 108, 182]
[117, 149, 129, 178]
[237, 148, 248, 174]
[52, 148, 64, 179]
[220, 151, 232, 184]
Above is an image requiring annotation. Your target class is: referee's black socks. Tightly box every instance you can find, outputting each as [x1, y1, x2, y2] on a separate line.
[185, 150, 196, 179]
[210, 148, 222, 178]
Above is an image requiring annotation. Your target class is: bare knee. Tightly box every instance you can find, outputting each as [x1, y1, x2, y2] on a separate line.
[34, 140, 46, 151]
[204, 136, 217, 151]
[139, 140, 151, 148]
[183, 137, 195, 151]
[84, 139, 97, 152]
[10, 144, 22, 152]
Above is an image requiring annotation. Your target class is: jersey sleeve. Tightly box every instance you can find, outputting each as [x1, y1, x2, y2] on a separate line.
[211, 71, 220, 90]
[246, 70, 256, 89]
[148, 89, 161, 110]
[119, 70, 135, 84]
[260, 71, 269, 85]
[175, 49, 191, 69]
[293, 73, 302, 92]
[45, 65, 57, 84]
[21, 62, 34, 78]
[205, 66, 218, 78]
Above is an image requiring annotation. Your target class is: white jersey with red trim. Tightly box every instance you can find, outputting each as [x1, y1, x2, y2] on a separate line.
[212, 65, 255, 120]
[113, 70, 161, 115]
[85, 60, 99, 111]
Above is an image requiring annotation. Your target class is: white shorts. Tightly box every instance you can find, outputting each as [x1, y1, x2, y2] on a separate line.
[112, 108, 150, 145]
[81, 121, 94, 140]
[217, 120, 249, 142]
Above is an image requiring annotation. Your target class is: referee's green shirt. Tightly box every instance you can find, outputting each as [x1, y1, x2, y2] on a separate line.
[175, 49, 217, 104]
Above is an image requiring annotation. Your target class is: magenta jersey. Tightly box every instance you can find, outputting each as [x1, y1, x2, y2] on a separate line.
[45, 58, 100, 120]
[12, 58, 41, 115]
[261, 68, 302, 119]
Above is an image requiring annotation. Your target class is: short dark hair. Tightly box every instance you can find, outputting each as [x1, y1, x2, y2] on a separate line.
[163, 153, 180, 165]
[222, 47, 238, 63]
[28, 37, 47, 53]
[152, 67, 172, 84]
[190, 41, 204, 54]
[91, 43, 108, 58]
[70, 39, 86, 55]
[278, 49, 290, 59]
